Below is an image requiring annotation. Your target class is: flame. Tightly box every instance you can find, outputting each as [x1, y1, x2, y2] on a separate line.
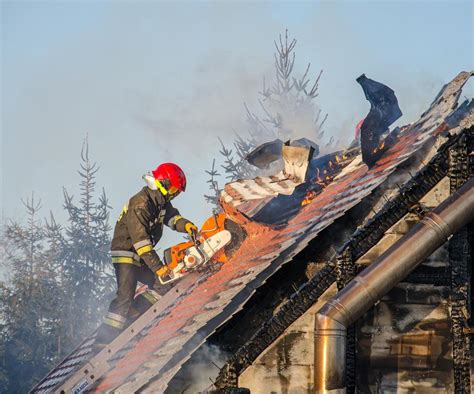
[301, 190, 317, 206]
[372, 141, 386, 154]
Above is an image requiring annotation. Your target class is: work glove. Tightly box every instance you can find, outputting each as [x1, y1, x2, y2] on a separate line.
[184, 221, 198, 237]
[155, 265, 170, 279]
[139, 248, 165, 274]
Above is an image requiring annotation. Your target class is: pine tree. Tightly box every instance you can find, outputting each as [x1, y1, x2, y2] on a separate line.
[0, 195, 62, 393]
[46, 137, 114, 346]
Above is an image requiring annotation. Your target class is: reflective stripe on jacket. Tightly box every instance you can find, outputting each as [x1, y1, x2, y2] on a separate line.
[111, 186, 189, 272]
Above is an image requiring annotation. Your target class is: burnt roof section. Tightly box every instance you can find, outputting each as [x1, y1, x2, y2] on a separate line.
[31, 71, 473, 393]
[215, 126, 474, 389]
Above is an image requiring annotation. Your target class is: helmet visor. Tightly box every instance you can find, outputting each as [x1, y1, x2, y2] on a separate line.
[168, 185, 180, 196]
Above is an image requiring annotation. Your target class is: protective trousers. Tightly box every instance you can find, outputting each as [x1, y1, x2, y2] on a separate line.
[109, 263, 156, 317]
[95, 263, 156, 346]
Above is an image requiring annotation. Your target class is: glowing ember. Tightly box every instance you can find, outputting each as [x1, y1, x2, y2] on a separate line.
[372, 141, 386, 154]
[301, 190, 317, 206]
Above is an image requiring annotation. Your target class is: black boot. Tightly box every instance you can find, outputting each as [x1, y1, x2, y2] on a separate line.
[93, 323, 123, 353]
[127, 290, 162, 323]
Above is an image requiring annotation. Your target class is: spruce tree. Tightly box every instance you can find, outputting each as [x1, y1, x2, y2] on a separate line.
[0, 138, 114, 391]
[205, 30, 330, 208]
[0, 195, 62, 393]
[47, 137, 114, 346]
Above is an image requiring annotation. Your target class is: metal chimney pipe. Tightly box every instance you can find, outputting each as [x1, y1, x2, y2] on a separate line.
[314, 177, 474, 393]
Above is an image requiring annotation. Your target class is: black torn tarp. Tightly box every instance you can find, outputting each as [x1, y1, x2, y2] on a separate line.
[357, 74, 402, 167]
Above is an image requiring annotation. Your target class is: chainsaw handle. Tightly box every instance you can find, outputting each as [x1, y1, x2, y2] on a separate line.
[190, 232, 208, 263]
[158, 269, 184, 285]
[190, 232, 201, 246]
[158, 275, 172, 285]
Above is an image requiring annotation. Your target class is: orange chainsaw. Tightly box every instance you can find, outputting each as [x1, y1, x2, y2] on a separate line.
[156, 213, 232, 284]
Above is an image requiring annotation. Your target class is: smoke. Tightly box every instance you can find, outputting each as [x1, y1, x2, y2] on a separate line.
[0, 221, 13, 282]
[257, 90, 328, 146]
[174, 343, 229, 393]
[131, 28, 333, 167]
[132, 55, 266, 161]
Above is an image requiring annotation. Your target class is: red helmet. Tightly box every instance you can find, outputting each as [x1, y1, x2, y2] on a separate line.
[152, 163, 187, 192]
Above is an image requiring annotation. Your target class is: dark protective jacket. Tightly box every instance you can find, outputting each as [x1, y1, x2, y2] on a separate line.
[111, 186, 190, 272]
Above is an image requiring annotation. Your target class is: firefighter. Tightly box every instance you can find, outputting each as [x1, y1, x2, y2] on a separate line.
[95, 163, 198, 346]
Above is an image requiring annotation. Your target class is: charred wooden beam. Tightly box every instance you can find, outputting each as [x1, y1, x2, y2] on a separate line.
[448, 130, 472, 394]
[335, 248, 357, 393]
[344, 264, 452, 287]
[404, 265, 451, 286]
[346, 134, 456, 261]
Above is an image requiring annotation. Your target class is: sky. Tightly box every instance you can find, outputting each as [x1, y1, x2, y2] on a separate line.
[1, 0, 473, 247]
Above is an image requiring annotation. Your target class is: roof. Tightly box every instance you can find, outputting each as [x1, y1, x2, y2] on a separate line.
[32, 71, 473, 393]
